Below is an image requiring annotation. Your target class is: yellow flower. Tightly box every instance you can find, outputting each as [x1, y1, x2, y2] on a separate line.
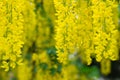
[1, 61, 9, 71]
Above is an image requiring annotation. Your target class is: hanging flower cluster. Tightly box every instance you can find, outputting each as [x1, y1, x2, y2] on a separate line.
[0, 0, 24, 71]
[91, 0, 119, 62]
[54, 0, 84, 64]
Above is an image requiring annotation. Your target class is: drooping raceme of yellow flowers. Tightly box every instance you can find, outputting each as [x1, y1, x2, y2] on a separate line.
[54, 0, 84, 64]
[91, 0, 119, 62]
[0, 0, 24, 71]
[91, 0, 119, 75]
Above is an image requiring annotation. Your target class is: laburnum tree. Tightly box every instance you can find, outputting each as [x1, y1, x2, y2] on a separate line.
[0, 0, 120, 80]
